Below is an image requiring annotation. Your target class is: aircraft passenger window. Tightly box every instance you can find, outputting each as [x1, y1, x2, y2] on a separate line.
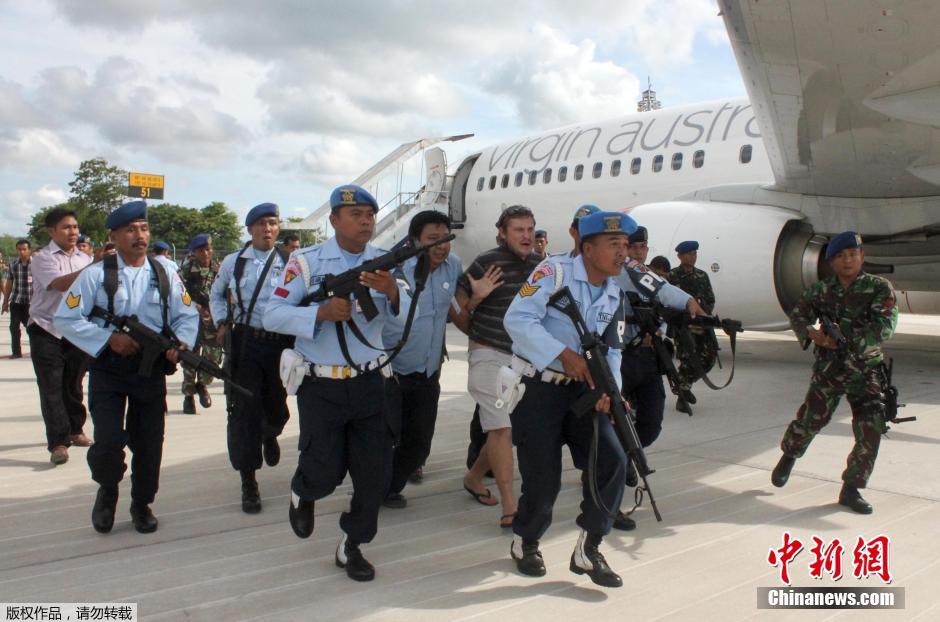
[693, 150, 705, 168]
[514, 172, 523, 187]
[672, 153, 683, 171]
[489, 175, 497, 190]
[477, 177, 484, 191]
[558, 166, 568, 182]
[528, 171, 537, 185]
[631, 158, 641, 174]
[652, 155, 663, 172]
[574, 164, 584, 180]
[740, 144, 752, 164]
[592, 162, 603, 178]
[501, 174, 509, 188]
[543, 168, 552, 184]
[611, 160, 622, 177]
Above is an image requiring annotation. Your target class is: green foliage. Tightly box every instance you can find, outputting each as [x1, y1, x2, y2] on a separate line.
[148, 202, 243, 259]
[279, 217, 324, 247]
[0, 234, 29, 260]
[69, 158, 128, 214]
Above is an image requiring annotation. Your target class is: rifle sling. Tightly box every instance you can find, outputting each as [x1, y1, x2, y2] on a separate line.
[679, 323, 737, 390]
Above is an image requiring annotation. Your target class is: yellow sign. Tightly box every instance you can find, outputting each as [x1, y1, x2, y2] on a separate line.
[128, 173, 165, 199]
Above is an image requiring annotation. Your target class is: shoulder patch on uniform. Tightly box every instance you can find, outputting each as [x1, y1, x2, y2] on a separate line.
[182, 291, 192, 306]
[519, 283, 540, 297]
[274, 287, 290, 298]
[530, 264, 554, 283]
[65, 292, 81, 309]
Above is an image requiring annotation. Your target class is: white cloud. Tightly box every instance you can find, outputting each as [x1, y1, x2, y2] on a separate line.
[0, 128, 80, 169]
[1, 184, 68, 231]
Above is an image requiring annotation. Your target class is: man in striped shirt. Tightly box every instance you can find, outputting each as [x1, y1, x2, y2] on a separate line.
[454, 205, 542, 528]
[2, 240, 33, 358]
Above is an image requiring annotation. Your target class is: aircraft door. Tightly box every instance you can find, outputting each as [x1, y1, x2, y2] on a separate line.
[419, 147, 447, 209]
[448, 154, 479, 227]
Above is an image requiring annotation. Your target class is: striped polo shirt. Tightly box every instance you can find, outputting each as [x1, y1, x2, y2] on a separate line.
[456, 245, 542, 354]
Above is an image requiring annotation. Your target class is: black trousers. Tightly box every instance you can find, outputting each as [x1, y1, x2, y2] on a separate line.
[226, 328, 291, 472]
[386, 370, 441, 494]
[9, 302, 28, 356]
[87, 349, 167, 504]
[293, 372, 392, 544]
[510, 378, 627, 543]
[27, 324, 89, 450]
[621, 347, 666, 448]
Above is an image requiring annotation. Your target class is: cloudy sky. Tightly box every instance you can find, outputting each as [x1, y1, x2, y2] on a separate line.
[0, 0, 744, 236]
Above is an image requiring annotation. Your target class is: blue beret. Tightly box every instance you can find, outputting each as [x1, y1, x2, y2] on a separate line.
[106, 200, 148, 230]
[77, 234, 90, 244]
[571, 204, 600, 225]
[330, 185, 379, 213]
[578, 211, 638, 241]
[188, 233, 211, 252]
[825, 231, 863, 260]
[629, 225, 648, 243]
[245, 202, 279, 227]
[675, 240, 699, 253]
[535, 229, 547, 238]
[153, 240, 171, 252]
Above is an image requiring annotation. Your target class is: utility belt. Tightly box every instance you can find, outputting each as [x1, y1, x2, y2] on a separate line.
[279, 349, 390, 394]
[510, 354, 575, 385]
[233, 323, 293, 344]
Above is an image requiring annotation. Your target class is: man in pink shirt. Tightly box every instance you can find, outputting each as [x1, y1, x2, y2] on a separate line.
[27, 207, 94, 465]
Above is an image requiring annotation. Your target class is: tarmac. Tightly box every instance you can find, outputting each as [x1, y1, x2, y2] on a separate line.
[0, 313, 937, 621]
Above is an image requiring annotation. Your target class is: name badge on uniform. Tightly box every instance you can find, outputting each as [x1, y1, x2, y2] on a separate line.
[27, 276, 33, 284]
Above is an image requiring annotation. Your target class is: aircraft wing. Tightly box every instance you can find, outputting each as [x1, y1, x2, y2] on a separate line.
[720, 0, 940, 198]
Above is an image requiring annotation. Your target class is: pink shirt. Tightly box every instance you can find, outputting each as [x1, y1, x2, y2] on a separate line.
[29, 240, 93, 339]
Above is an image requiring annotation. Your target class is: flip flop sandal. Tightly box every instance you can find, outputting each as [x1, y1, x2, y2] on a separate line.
[500, 513, 516, 528]
[464, 484, 499, 506]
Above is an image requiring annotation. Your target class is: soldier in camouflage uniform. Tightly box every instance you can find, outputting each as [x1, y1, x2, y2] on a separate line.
[179, 233, 222, 414]
[667, 240, 717, 414]
[771, 231, 898, 514]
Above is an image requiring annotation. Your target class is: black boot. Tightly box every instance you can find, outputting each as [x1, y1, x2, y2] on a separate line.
[335, 534, 375, 582]
[683, 388, 697, 405]
[771, 454, 796, 488]
[197, 383, 212, 408]
[838, 484, 873, 514]
[676, 396, 693, 415]
[382, 492, 407, 509]
[510, 537, 546, 577]
[129, 502, 158, 533]
[92, 486, 118, 534]
[241, 470, 262, 514]
[570, 530, 622, 588]
[613, 510, 636, 531]
[288, 490, 314, 538]
[182, 395, 196, 415]
[263, 436, 280, 467]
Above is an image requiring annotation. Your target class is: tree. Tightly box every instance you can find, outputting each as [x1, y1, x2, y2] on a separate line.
[147, 202, 243, 259]
[279, 217, 324, 247]
[69, 158, 127, 214]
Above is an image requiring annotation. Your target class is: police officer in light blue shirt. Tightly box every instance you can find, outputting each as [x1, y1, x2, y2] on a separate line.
[264, 184, 412, 582]
[503, 211, 634, 589]
[54, 200, 198, 535]
[380, 211, 462, 508]
[152, 240, 179, 273]
[610, 225, 703, 531]
[209, 203, 292, 514]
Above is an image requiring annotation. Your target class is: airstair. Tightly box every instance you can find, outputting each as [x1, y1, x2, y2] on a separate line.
[292, 134, 473, 248]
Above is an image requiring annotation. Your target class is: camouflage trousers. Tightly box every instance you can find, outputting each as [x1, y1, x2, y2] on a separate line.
[182, 326, 223, 395]
[676, 331, 717, 390]
[780, 366, 886, 488]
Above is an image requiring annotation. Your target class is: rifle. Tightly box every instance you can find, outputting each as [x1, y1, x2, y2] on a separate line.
[299, 234, 455, 318]
[548, 287, 662, 522]
[90, 306, 253, 398]
[663, 308, 744, 391]
[880, 358, 914, 426]
[629, 302, 684, 407]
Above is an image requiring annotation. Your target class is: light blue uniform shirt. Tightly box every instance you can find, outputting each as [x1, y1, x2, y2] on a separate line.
[210, 245, 287, 328]
[154, 254, 180, 275]
[382, 253, 462, 376]
[54, 254, 199, 357]
[263, 236, 413, 366]
[613, 261, 691, 340]
[504, 255, 623, 390]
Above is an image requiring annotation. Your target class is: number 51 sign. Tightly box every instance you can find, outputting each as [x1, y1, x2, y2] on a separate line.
[128, 173, 165, 200]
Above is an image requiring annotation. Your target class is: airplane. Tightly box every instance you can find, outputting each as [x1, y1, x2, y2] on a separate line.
[299, 0, 940, 330]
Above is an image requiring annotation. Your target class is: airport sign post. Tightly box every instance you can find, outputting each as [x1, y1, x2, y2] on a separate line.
[128, 172, 165, 200]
